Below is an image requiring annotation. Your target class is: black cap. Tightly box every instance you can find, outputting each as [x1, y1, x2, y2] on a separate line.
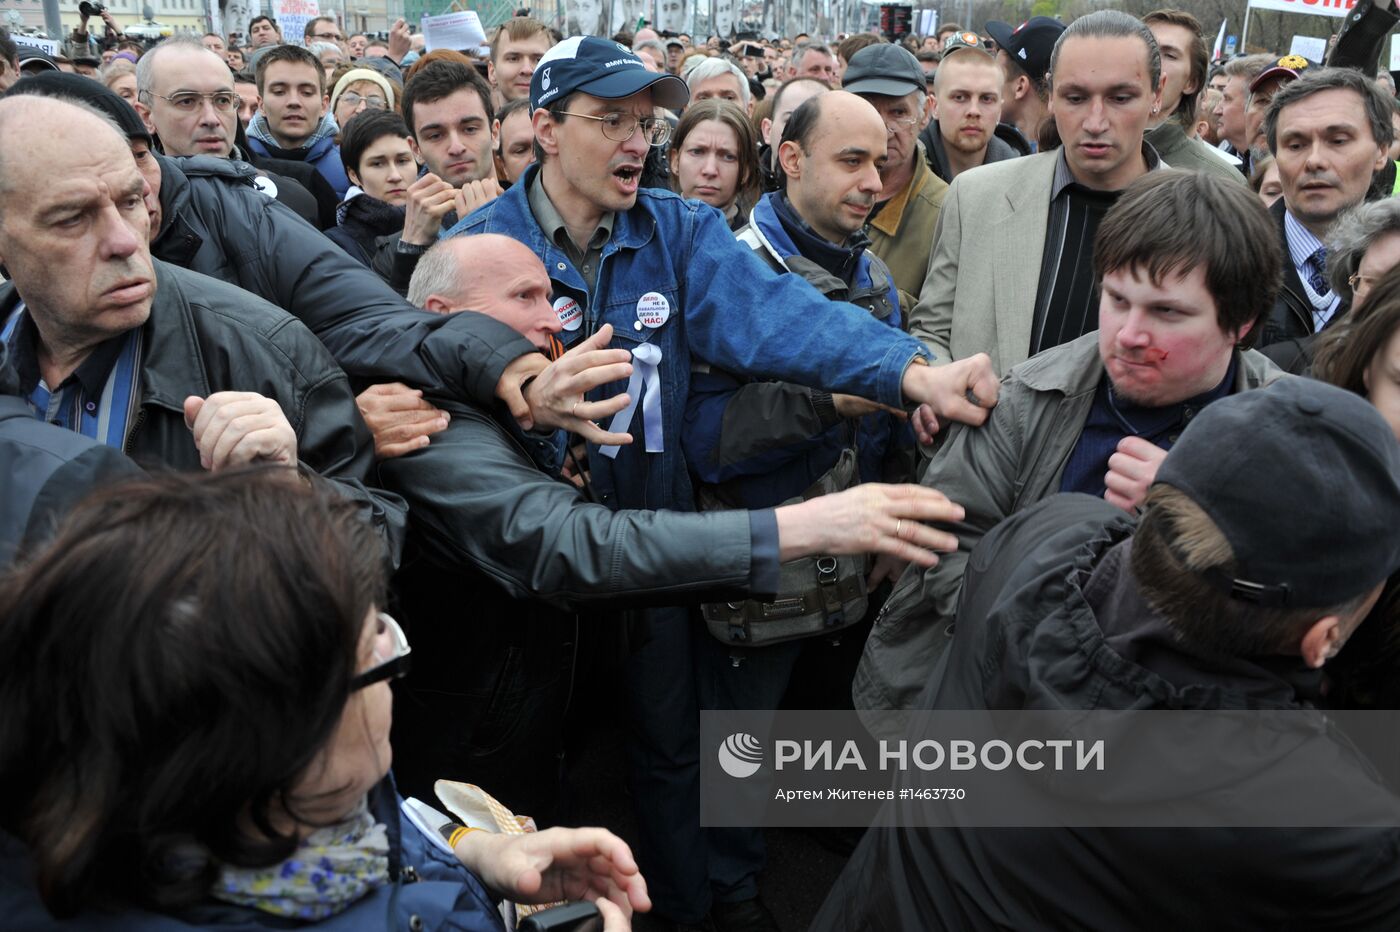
[841, 43, 925, 98]
[4, 71, 151, 143]
[16, 47, 60, 73]
[1154, 379, 1400, 609]
[985, 16, 1065, 85]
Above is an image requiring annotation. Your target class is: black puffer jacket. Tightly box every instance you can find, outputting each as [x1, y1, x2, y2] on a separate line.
[816, 494, 1400, 931]
[0, 262, 407, 561]
[150, 155, 536, 395]
[326, 192, 405, 271]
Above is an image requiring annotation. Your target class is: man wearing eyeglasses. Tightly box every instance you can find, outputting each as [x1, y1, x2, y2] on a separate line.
[443, 35, 1000, 932]
[842, 43, 948, 316]
[303, 14, 346, 55]
[134, 36, 339, 229]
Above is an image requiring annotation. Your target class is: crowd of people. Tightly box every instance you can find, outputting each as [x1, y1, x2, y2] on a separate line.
[2, 1, 1400, 929]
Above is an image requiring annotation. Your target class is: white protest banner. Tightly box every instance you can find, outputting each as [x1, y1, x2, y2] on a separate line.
[276, 0, 321, 47]
[1289, 34, 1327, 60]
[1246, 0, 1355, 19]
[422, 10, 488, 53]
[1392, 33, 1400, 71]
[12, 34, 60, 56]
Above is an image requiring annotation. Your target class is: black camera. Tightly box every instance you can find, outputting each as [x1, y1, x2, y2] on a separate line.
[79, 1, 107, 17]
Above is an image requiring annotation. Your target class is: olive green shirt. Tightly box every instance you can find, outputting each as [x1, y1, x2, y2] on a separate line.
[526, 172, 616, 292]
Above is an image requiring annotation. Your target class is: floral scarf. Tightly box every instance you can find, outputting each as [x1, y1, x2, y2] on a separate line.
[211, 799, 391, 920]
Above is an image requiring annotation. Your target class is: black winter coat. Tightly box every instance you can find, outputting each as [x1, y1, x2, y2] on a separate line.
[149, 155, 536, 397]
[0, 394, 143, 566]
[0, 262, 407, 561]
[814, 494, 1400, 931]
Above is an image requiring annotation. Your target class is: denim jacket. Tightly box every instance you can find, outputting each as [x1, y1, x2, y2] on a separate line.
[683, 192, 912, 510]
[442, 165, 929, 512]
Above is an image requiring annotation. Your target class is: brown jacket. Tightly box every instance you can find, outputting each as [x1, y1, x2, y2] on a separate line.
[866, 142, 948, 322]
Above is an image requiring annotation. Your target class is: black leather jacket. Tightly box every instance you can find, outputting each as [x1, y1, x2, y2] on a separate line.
[0, 262, 407, 562]
[150, 154, 536, 399]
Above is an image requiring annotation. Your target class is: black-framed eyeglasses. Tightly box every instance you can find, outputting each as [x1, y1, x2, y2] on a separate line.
[350, 611, 411, 691]
[147, 90, 240, 112]
[311, 31, 343, 41]
[555, 110, 672, 146]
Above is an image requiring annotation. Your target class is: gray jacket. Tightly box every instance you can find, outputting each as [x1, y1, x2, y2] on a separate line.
[1144, 122, 1246, 184]
[853, 332, 1283, 711]
[0, 395, 143, 566]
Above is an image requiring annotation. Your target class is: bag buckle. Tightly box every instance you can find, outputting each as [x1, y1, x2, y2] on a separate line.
[815, 556, 839, 586]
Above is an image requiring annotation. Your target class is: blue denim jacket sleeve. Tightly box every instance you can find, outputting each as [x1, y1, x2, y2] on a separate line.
[677, 206, 930, 408]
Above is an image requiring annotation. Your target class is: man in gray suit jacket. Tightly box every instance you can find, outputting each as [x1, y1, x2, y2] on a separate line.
[908, 10, 1167, 375]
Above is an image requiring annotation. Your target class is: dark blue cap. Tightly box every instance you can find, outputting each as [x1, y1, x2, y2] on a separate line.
[530, 35, 688, 112]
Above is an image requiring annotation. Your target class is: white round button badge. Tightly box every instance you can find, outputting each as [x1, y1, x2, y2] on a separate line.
[553, 296, 582, 331]
[636, 292, 671, 329]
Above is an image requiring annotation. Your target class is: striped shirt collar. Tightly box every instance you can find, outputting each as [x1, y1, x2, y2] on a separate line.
[1282, 209, 1343, 323]
[1050, 141, 1164, 200]
[1, 303, 144, 448]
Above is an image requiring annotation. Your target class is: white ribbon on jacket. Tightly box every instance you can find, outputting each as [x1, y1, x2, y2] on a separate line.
[599, 342, 663, 459]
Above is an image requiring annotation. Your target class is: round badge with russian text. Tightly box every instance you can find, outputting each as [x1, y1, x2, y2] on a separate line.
[554, 295, 582, 331]
[636, 292, 671, 328]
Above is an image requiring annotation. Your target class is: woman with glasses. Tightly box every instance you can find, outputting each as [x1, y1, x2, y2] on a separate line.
[0, 470, 645, 930]
[330, 66, 398, 136]
[668, 99, 759, 231]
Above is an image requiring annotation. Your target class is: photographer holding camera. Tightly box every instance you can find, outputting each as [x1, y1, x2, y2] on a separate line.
[67, 1, 123, 62]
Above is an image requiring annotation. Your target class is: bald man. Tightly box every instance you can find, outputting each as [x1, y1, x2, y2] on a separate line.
[0, 94, 403, 553]
[355, 234, 562, 460]
[683, 92, 915, 927]
[377, 237, 966, 820]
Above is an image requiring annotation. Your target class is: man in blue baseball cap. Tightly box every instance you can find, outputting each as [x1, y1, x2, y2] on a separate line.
[444, 34, 1000, 932]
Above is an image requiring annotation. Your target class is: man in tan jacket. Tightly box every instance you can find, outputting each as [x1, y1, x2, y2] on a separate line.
[842, 43, 948, 316]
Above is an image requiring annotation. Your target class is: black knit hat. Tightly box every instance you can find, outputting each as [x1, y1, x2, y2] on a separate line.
[1154, 378, 1400, 609]
[4, 70, 151, 143]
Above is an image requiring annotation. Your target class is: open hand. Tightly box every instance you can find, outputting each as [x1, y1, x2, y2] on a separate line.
[523, 324, 635, 445]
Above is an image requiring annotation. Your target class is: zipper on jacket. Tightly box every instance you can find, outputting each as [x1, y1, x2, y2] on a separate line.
[123, 409, 146, 455]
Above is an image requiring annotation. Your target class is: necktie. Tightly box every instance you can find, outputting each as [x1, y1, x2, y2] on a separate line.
[1307, 247, 1330, 296]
